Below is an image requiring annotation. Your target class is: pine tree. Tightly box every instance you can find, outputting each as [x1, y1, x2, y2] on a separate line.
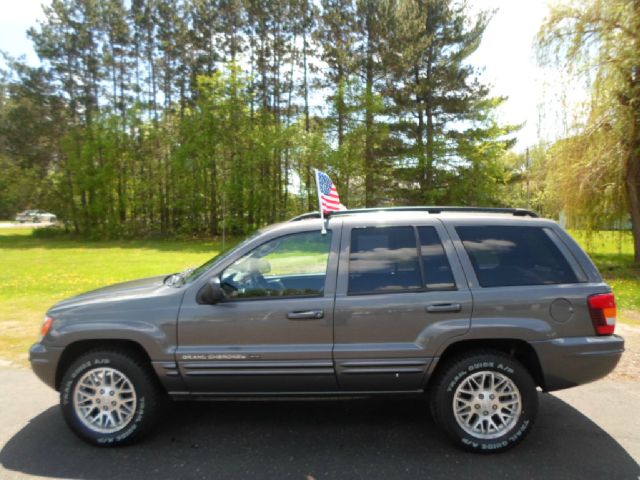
[384, 0, 510, 205]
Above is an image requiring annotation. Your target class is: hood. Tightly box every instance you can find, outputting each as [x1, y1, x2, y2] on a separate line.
[48, 274, 172, 314]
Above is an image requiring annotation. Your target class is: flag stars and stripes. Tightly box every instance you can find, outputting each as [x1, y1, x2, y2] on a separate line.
[316, 170, 347, 213]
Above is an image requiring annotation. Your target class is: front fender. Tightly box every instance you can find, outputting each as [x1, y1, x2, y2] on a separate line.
[45, 292, 181, 361]
[35, 293, 184, 392]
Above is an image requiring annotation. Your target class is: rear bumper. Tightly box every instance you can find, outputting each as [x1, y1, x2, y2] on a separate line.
[29, 342, 63, 390]
[532, 335, 624, 392]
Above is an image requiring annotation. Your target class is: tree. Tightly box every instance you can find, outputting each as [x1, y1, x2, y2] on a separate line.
[538, 0, 640, 263]
[316, 0, 357, 150]
[3, 0, 516, 237]
[0, 59, 70, 221]
[384, 0, 512, 206]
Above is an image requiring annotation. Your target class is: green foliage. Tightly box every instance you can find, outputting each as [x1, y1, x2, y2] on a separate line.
[501, 143, 557, 216]
[1, 0, 515, 237]
[569, 230, 640, 312]
[382, 0, 516, 206]
[537, 0, 640, 263]
[0, 157, 42, 219]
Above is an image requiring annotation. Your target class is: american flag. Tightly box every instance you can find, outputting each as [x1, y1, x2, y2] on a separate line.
[316, 170, 347, 213]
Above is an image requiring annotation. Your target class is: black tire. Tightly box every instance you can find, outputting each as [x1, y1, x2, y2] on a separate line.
[60, 349, 162, 446]
[429, 350, 538, 453]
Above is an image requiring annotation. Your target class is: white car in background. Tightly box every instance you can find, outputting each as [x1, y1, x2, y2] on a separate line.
[15, 210, 57, 223]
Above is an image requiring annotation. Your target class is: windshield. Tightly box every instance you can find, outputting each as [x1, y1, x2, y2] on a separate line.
[174, 231, 263, 286]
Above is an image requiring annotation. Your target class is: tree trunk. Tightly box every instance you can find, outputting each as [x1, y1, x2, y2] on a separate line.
[210, 157, 219, 235]
[303, 28, 310, 133]
[337, 66, 345, 148]
[364, 3, 375, 207]
[302, 20, 313, 212]
[424, 46, 435, 203]
[626, 124, 640, 265]
[414, 66, 426, 202]
[627, 4, 640, 264]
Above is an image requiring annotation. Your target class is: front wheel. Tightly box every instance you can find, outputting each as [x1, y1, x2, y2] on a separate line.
[429, 351, 538, 453]
[60, 350, 162, 446]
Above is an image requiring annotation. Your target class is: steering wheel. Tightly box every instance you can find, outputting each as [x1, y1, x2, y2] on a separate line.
[247, 271, 270, 291]
[220, 277, 239, 294]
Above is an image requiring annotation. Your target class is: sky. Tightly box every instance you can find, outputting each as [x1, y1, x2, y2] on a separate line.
[0, 0, 566, 151]
[0, 0, 45, 64]
[468, 0, 552, 149]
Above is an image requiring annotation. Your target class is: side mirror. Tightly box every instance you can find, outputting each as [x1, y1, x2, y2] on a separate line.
[197, 277, 226, 305]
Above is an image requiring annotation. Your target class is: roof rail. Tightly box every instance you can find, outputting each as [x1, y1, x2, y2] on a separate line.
[288, 212, 324, 222]
[289, 206, 539, 222]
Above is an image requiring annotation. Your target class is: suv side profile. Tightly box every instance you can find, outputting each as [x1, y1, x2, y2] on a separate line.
[29, 207, 624, 452]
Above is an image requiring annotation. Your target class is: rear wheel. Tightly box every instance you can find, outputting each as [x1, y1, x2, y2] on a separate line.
[60, 350, 162, 446]
[430, 351, 538, 453]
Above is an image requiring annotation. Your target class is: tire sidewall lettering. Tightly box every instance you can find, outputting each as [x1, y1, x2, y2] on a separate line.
[461, 419, 530, 451]
[447, 361, 515, 393]
[60, 352, 153, 446]
[62, 358, 112, 405]
[436, 354, 537, 453]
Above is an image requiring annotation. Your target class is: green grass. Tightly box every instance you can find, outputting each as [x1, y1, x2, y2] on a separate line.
[0, 228, 229, 363]
[569, 230, 640, 321]
[0, 227, 638, 365]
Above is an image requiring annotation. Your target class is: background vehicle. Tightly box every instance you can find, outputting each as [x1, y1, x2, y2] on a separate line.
[15, 210, 57, 223]
[15, 210, 39, 223]
[29, 207, 624, 452]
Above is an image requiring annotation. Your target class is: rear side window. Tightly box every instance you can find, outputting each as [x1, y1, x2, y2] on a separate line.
[348, 226, 422, 294]
[457, 226, 580, 288]
[417, 227, 456, 290]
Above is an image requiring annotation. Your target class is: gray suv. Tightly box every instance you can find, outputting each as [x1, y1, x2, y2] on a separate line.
[29, 207, 624, 452]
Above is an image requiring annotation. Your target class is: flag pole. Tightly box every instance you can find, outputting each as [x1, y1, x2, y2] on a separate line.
[314, 168, 327, 235]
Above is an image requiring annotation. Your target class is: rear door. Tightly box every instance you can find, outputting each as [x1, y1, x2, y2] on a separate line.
[448, 221, 598, 339]
[333, 218, 472, 392]
[177, 226, 340, 393]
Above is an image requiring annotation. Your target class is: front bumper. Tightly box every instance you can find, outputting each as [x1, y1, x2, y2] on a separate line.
[532, 335, 624, 392]
[29, 343, 64, 390]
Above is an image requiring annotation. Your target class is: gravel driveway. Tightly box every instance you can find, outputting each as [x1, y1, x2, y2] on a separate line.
[1, 333, 639, 480]
[610, 322, 640, 380]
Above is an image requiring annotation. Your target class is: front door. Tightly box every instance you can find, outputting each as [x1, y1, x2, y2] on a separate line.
[177, 227, 339, 393]
[333, 219, 472, 391]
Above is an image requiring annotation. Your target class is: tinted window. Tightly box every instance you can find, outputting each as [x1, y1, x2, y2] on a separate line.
[348, 226, 421, 294]
[221, 231, 331, 298]
[418, 227, 456, 290]
[457, 226, 579, 287]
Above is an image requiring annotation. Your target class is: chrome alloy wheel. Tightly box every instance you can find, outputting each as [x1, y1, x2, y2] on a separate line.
[73, 367, 137, 434]
[453, 370, 522, 440]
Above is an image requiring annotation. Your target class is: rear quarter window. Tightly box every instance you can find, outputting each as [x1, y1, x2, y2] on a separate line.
[417, 226, 456, 290]
[456, 225, 581, 287]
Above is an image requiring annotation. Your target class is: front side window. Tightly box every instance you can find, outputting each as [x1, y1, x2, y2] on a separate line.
[457, 226, 580, 287]
[348, 226, 422, 294]
[220, 231, 332, 299]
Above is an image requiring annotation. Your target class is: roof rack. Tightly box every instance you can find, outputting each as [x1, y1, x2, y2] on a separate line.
[289, 206, 539, 222]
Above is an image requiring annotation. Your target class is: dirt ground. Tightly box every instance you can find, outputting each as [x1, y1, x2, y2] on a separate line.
[609, 321, 640, 380]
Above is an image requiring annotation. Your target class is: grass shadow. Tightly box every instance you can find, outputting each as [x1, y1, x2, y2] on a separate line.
[0, 233, 240, 254]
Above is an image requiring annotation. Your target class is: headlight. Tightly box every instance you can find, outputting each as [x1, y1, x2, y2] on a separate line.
[40, 315, 54, 340]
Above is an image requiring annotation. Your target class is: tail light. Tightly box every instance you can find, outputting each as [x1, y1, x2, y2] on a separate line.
[588, 293, 617, 335]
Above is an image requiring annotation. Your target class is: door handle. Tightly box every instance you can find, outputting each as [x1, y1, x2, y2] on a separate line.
[287, 310, 324, 320]
[426, 303, 462, 313]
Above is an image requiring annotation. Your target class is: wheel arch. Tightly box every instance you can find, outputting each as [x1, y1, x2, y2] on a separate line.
[55, 339, 154, 391]
[428, 338, 546, 390]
